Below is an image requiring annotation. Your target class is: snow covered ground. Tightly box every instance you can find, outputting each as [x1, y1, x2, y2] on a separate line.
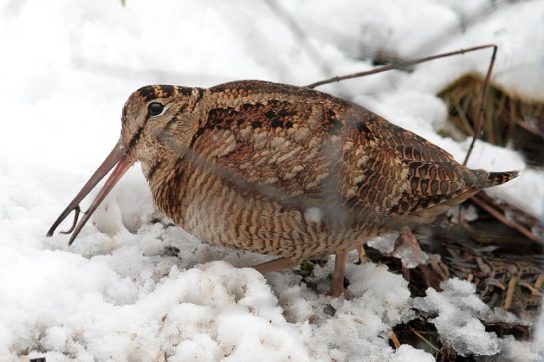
[1, 0, 543, 360]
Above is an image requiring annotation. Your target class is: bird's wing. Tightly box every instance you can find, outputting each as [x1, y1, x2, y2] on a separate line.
[189, 92, 338, 208]
[189, 81, 480, 221]
[340, 113, 474, 218]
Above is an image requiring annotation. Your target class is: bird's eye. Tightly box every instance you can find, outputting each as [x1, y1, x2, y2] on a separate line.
[147, 102, 164, 116]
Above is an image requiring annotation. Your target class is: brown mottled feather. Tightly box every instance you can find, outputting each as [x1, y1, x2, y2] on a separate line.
[125, 80, 517, 260]
[194, 81, 505, 218]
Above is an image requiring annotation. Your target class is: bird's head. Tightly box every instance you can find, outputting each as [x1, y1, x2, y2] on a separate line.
[46, 85, 202, 244]
[121, 85, 202, 167]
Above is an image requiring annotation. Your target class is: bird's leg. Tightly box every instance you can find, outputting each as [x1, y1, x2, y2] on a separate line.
[356, 245, 367, 264]
[393, 226, 427, 267]
[397, 226, 418, 246]
[253, 257, 300, 274]
[330, 250, 348, 297]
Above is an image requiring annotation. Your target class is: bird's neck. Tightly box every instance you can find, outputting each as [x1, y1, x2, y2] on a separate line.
[143, 156, 189, 224]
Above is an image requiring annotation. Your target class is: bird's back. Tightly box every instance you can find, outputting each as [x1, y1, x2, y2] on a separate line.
[150, 80, 517, 258]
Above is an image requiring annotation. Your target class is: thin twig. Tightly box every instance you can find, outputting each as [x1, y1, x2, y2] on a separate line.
[470, 194, 543, 244]
[454, 101, 475, 136]
[503, 275, 518, 310]
[410, 328, 441, 353]
[534, 275, 544, 291]
[307, 44, 497, 89]
[463, 45, 497, 165]
[388, 330, 401, 349]
[518, 280, 542, 296]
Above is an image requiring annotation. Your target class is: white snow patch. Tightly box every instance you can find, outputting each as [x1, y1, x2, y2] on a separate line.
[390, 344, 436, 362]
[414, 278, 512, 356]
[367, 233, 398, 254]
[392, 243, 429, 269]
[500, 336, 544, 362]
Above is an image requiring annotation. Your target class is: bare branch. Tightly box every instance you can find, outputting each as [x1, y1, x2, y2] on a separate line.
[306, 44, 497, 89]
[463, 45, 498, 165]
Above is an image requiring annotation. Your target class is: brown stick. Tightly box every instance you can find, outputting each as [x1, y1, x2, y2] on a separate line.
[410, 328, 441, 353]
[463, 45, 498, 165]
[388, 330, 401, 349]
[470, 194, 543, 244]
[503, 275, 518, 310]
[306, 44, 497, 89]
[535, 275, 544, 291]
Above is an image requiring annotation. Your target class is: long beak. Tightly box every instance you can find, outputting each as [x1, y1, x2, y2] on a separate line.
[46, 141, 133, 245]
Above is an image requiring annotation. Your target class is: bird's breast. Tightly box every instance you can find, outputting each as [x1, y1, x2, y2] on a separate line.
[144, 158, 382, 259]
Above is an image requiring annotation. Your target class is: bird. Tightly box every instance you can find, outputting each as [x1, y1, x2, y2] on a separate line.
[47, 80, 518, 296]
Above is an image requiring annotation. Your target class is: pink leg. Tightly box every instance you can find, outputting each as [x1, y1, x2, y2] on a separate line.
[357, 245, 367, 264]
[330, 251, 348, 297]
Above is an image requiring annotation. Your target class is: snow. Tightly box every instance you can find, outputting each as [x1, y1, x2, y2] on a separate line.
[1, 0, 543, 361]
[501, 336, 544, 362]
[389, 345, 436, 362]
[414, 279, 543, 359]
[414, 279, 501, 356]
[392, 242, 429, 269]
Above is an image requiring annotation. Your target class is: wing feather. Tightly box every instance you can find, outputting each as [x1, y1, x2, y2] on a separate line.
[189, 81, 481, 221]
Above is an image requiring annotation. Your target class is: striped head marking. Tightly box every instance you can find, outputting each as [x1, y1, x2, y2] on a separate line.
[121, 84, 204, 164]
[47, 84, 203, 245]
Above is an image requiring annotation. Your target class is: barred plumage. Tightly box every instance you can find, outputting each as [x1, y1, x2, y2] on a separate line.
[48, 80, 518, 296]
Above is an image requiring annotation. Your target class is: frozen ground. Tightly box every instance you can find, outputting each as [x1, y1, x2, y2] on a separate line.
[1, 0, 543, 361]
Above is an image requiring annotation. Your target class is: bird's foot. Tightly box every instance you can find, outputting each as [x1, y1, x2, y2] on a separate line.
[393, 227, 428, 268]
[356, 245, 368, 265]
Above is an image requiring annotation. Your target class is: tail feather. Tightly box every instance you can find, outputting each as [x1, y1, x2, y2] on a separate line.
[482, 170, 519, 188]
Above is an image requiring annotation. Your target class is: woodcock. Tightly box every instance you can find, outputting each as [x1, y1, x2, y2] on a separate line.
[47, 80, 517, 296]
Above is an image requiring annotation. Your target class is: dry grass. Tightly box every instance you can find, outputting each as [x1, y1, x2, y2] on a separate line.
[438, 74, 544, 167]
